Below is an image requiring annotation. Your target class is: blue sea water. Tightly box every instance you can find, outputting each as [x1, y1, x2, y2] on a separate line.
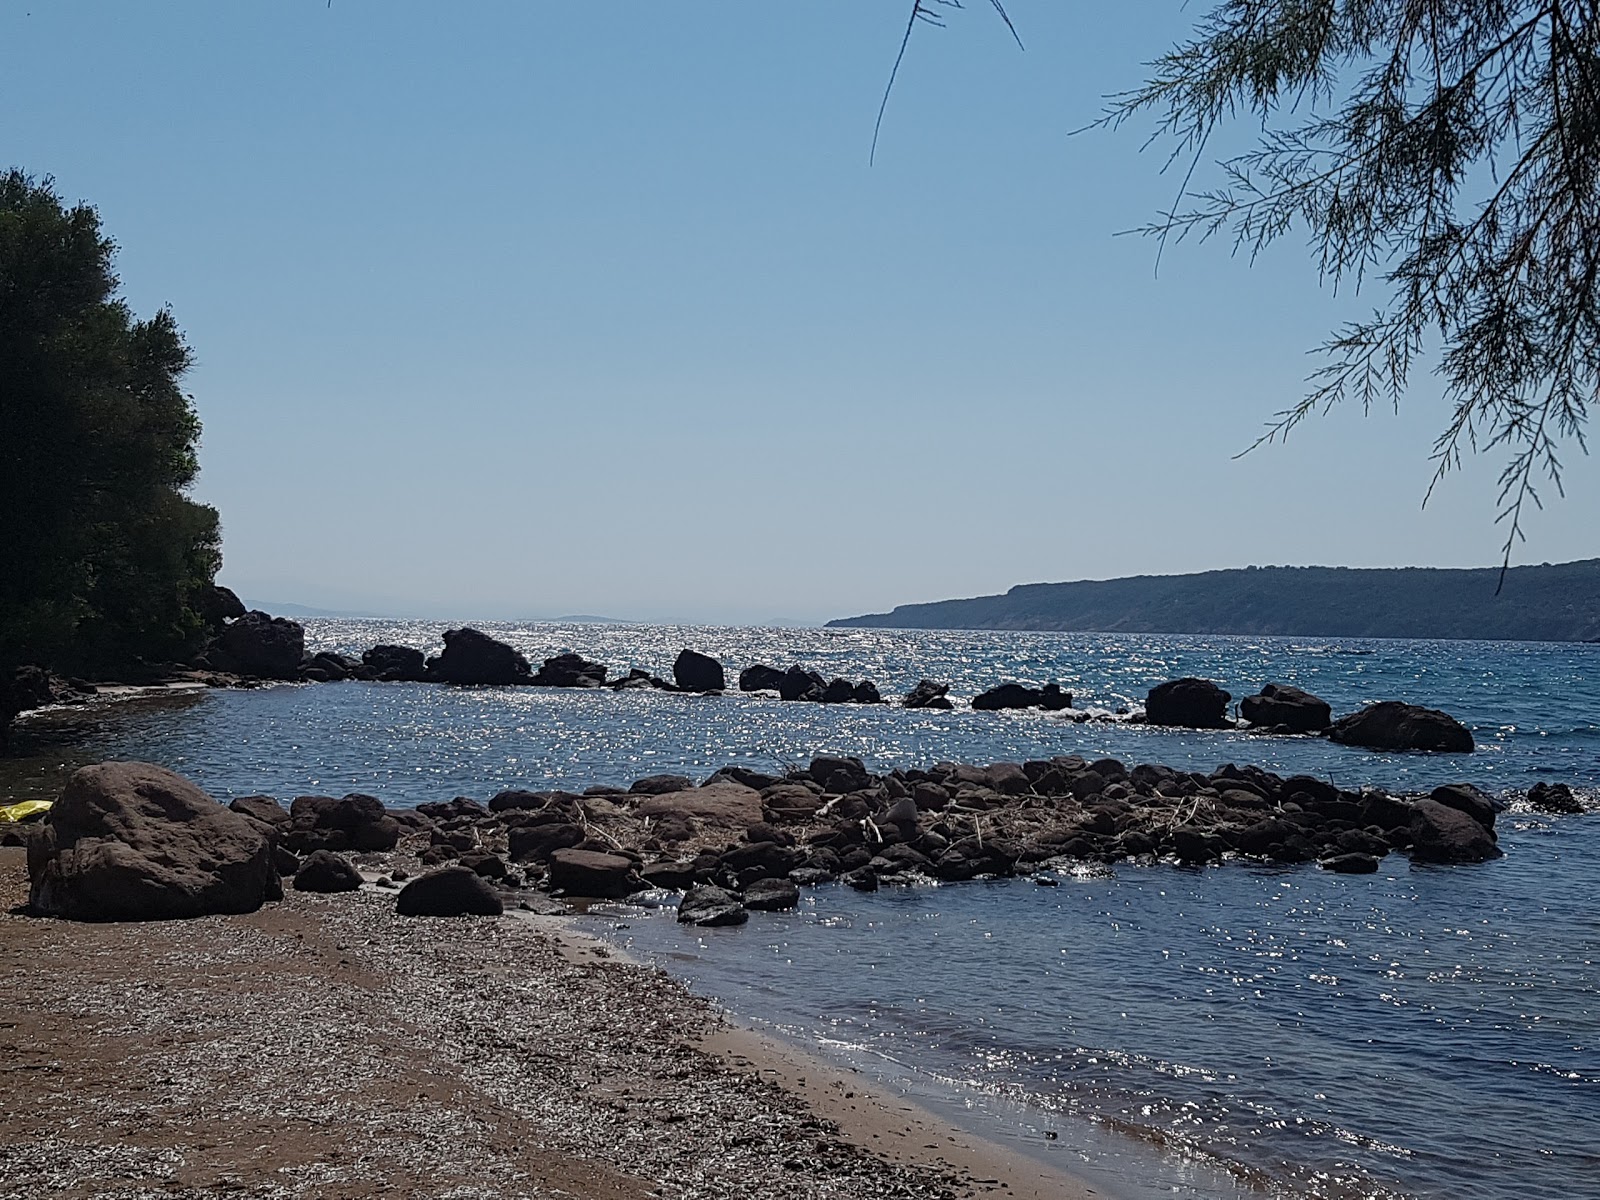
[5, 622, 1597, 1198]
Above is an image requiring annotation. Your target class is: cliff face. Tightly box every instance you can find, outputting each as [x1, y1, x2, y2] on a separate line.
[828, 561, 1600, 642]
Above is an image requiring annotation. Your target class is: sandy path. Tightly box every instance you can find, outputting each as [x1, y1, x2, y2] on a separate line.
[0, 848, 1099, 1200]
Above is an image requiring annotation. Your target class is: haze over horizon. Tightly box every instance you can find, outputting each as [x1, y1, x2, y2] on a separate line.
[7, 2, 1594, 626]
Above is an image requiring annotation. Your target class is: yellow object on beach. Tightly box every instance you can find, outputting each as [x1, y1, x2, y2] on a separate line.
[0, 799, 52, 824]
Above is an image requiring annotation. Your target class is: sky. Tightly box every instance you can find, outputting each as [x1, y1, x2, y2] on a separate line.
[5, 2, 1594, 624]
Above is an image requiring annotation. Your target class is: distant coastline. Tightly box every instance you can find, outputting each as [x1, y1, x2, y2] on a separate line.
[828, 559, 1600, 642]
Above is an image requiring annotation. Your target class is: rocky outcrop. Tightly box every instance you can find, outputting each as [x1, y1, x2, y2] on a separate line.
[672, 650, 725, 692]
[195, 584, 247, 627]
[1240, 683, 1332, 733]
[1145, 678, 1232, 729]
[971, 683, 1072, 712]
[902, 679, 953, 710]
[738, 664, 787, 692]
[1329, 701, 1474, 752]
[1430, 783, 1497, 830]
[531, 652, 608, 688]
[395, 865, 504, 917]
[26, 762, 282, 921]
[426, 628, 532, 685]
[293, 849, 363, 893]
[212, 611, 306, 679]
[363, 644, 427, 682]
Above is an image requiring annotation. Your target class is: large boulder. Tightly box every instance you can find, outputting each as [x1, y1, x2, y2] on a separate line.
[636, 782, 763, 829]
[672, 649, 725, 692]
[427, 628, 532, 685]
[26, 762, 282, 921]
[1429, 783, 1497, 830]
[971, 683, 1042, 711]
[902, 680, 953, 710]
[362, 644, 427, 681]
[195, 584, 247, 628]
[777, 666, 826, 702]
[738, 664, 788, 692]
[546, 848, 638, 898]
[1329, 702, 1474, 752]
[1409, 798, 1501, 863]
[1240, 683, 1332, 733]
[531, 652, 608, 688]
[1145, 678, 1232, 729]
[213, 611, 306, 679]
[395, 866, 504, 917]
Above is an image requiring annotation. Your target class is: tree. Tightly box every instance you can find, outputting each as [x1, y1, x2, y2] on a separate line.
[0, 169, 221, 678]
[892, 2, 1596, 571]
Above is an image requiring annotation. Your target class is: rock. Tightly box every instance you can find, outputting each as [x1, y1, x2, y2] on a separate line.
[971, 683, 1043, 711]
[27, 762, 282, 921]
[672, 649, 725, 692]
[852, 680, 884, 704]
[1320, 852, 1381, 874]
[1430, 783, 1497, 830]
[630, 774, 697, 795]
[636, 782, 764, 829]
[1409, 799, 1501, 863]
[304, 651, 358, 682]
[1037, 683, 1073, 711]
[902, 680, 954, 710]
[506, 822, 585, 863]
[547, 848, 637, 898]
[641, 860, 697, 890]
[776, 666, 826, 702]
[842, 866, 880, 891]
[809, 755, 872, 793]
[281, 793, 400, 853]
[362, 644, 427, 682]
[196, 583, 247, 627]
[229, 795, 289, 825]
[1240, 683, 1332, 733]
[1329, 702, 1474, 752]
[459, 851, 508, 880]
[1145, 678, 1232, 729]
[1527, 782, 1583, 814]
[293, 849, 363, 893]
[677, 883, 748, 926]
[739, 664, 788, 692]
[744, 877, 800, 911]
[427, 628, 532, 685]
[395, 866, 505, 917]
[212, 611, 306, 679]
[531, 652, 608, 688]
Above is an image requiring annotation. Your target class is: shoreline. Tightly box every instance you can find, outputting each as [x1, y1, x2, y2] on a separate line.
[0, 847, 1103, 1200]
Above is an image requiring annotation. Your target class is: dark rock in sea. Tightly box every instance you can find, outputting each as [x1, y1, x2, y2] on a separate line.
[396, 866, 504, 917]
[27, 762, 282, 921]
[821, 677, 856, 704]
[902, 680, 954, 710]
[677, 883, 748, 926]
[1430, 783, 1497, 830]
[303, 651, 358, 682]
[777, 666, 827, 702]
[1329, 701, 1474, 752]
[229, 794, 290, 825]
[1408, 799, 1501, 863]
[293, 849, 363, 893]
[744, 877, 800, 911]
[282, 793, 401, 854]
[531, 651, 608, 688]
[972, 683, 1044, 711]
[196, 583, 247, 627]
[852, 680, 884, 704]
[547, 848, 637, 898]
[672, 649, 725, 692]
[1145, 678, 1232, 729]
[1037, 683, 1073, 711]
[426, 628, 532, 686]
[1527, 781, 1583, 814]
[362, 643, 427, 682]
[212, 611, 306, 680]
[739, 664, 788, 692]
[1320, 852, 1381, 874]
[1240, 683, 1332, 733]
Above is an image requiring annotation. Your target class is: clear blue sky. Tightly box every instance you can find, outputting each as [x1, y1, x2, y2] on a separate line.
[6, 2, 1593, 622]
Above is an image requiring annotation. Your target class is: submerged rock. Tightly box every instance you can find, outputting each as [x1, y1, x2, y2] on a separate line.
[27, 762, 282, 921]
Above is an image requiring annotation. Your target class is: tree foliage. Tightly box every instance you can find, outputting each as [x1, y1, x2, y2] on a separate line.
[894, 2, 1597, 568]
[0, 170, 221, 674]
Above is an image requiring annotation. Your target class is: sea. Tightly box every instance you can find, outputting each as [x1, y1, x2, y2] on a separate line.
[4, 622, 1597, 1200]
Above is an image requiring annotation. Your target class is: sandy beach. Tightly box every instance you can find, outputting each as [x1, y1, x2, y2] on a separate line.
[0, 847, 1095, 1200]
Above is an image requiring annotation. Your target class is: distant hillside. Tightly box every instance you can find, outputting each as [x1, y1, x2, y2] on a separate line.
[828, 561, 1600, 643]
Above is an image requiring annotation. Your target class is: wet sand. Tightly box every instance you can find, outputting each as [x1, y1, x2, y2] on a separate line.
[0, 848, 1099, 1200]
